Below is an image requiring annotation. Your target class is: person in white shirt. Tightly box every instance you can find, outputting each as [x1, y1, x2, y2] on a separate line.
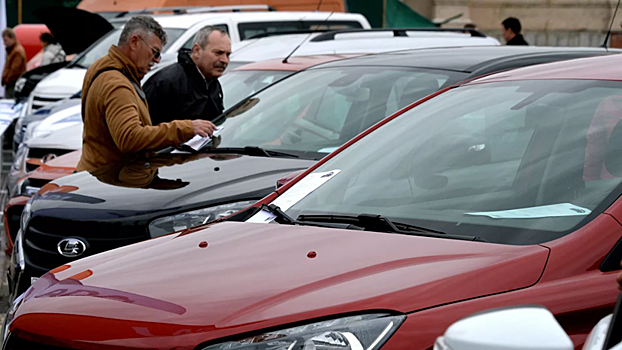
[40, 32, 66, 66]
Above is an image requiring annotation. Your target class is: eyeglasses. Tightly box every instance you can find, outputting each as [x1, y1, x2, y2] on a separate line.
[137, 35, 161, 60]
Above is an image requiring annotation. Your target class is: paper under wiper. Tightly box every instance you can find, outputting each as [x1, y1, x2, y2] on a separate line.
[182, 126, 224, 151]
[466, 203, 591, 219]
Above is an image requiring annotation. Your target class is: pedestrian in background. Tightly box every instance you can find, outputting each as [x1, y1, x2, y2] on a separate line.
[144, 25, 231, 126]
[1, 28, 26, 99]
[40, 32, 66, 65]
[502, 17, 529, 45]
[77, 16, 216, 172]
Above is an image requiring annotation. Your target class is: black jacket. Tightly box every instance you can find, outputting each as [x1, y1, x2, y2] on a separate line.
[506, 34, 529, 46]
[144, 50, 224, 125]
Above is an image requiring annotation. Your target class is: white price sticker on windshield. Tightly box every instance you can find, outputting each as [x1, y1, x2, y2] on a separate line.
[246, 169, 341, 223]
[466, 203, 591, 219]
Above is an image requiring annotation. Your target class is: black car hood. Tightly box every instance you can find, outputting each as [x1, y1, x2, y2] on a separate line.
[31, 153, 315, 217]
[33, 7, 113, 55]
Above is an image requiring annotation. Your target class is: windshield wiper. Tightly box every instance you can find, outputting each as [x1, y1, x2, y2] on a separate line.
[262, 204, 363, 230]
[203, 147, 299, 158]
[297, 213, 488, 242]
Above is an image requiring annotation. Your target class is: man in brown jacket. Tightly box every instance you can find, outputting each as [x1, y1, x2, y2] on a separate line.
[77, 16, 215, 172]
[2, 28, 26, 99]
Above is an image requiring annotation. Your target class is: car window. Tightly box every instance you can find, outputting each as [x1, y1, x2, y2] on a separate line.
[215, 67, 465, 156]
[281, 80, 622, 245]
[219, 69, 291, 109]
[238, 21, 363, 40]
[74, 27, 185, 69]
[181, 24, 230, 50]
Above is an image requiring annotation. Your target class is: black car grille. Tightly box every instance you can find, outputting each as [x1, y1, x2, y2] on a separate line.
[25, 148, 74, 172]
[27, 147, 73, 160]
[24, 216, 148, 273]
[27, 177, 53, 189]
[5, 335, 73, 349]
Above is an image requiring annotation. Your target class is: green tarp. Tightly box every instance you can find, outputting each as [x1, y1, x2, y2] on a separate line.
[346, 0, 435, 28]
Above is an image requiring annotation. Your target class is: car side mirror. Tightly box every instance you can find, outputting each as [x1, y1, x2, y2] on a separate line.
[433, 306, 573, 350]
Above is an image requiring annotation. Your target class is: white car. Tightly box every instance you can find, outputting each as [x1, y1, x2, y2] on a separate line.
[26, 10, 370, 113]
[229, 28, 501, 69]
[8, 123, 83, 198]
[433, 304, 619, 350]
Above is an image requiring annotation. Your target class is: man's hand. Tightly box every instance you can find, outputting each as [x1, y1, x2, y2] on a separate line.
[192, 120, 217, 137]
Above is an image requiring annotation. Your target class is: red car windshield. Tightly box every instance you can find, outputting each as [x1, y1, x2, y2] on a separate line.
[281, 80, 622, 245]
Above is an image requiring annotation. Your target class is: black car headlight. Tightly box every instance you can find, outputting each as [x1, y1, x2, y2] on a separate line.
[148, 200, 256, 238]
[201, 314, 405, 350]
[20, 202, 31, 233]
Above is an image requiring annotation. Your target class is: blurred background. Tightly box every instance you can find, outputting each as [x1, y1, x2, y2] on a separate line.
[6, 0, 622, 49]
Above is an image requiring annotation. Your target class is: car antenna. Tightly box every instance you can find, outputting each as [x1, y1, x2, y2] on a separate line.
[282, 11, 334, 63]
[602, 0, 621, 50]
[315, 0, 324, 11]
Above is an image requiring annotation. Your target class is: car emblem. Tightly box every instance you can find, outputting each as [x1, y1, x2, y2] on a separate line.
[41, 153, 57, 163]
[57, 238, 87, 258]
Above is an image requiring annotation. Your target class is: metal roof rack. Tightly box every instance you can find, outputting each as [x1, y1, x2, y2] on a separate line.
[115, 4, 275, 18]
[247, 29, 332, 40]
[309, 28, 487, 42]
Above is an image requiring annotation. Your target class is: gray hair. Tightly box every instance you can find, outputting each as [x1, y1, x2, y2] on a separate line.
[192, 26, 228, 49]
[118, 16, 167, 47]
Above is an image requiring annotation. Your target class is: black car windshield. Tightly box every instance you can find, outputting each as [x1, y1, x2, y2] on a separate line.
[220, 70, 292, 109]
[215, 66, 465, 157]
[73, 27, 184, 68]
[279, 80, 622, 245]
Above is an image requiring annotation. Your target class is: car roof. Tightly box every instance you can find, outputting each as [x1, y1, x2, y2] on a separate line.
[133, 11, 367, 29]
[469, 52, 622, 84]
[230, 32, 500, 63]
[310, 46, 619, 73]
[234, 54, 361, 72]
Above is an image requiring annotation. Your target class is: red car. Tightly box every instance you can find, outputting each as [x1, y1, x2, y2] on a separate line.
[6, 54, 622, 350]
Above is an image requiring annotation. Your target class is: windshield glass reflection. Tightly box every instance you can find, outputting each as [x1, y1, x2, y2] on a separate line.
[214, 67, 464, 158]
[280, 80, 622, 245]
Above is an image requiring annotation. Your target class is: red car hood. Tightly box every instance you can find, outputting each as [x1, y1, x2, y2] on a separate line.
[13, 222, 549, 349]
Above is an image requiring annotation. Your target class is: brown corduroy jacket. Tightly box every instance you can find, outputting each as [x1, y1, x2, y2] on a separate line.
[77, 46, 194, 172]
[2, 43, 26, 86]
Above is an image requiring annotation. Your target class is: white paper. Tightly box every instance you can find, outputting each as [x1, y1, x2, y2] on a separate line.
[246, 209, 277, 223]
[272, 170, 341, 211]
[182, 126, 223, 151]
[246, 169, 341, 223]
[466, 203, 591, 219]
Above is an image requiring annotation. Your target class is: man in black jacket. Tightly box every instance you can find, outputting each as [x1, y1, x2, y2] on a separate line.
[144, 26, 231, 125]
[501, 17, 529, 46]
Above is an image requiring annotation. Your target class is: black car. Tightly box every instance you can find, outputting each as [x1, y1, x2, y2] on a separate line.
[10, 45, 622, 298]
